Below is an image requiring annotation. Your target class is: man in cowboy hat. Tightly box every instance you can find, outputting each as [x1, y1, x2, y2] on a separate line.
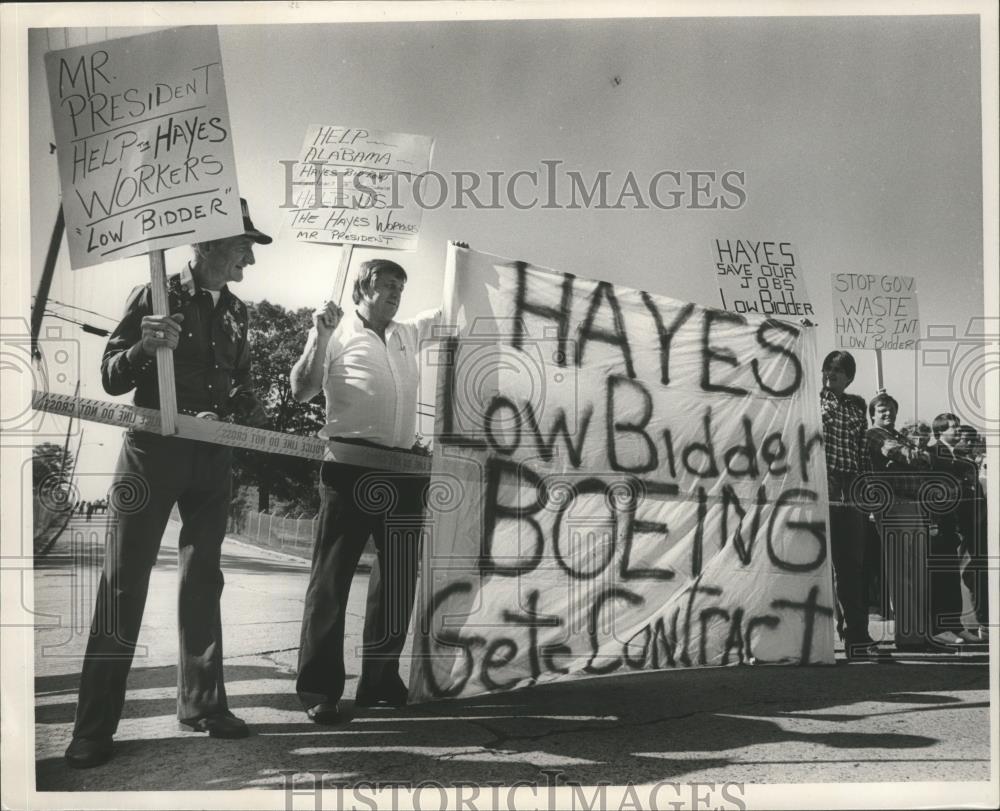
[65, 199, 272, 769]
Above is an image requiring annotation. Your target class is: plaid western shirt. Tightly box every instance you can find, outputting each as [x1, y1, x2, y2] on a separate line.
[820, 387, 867, 474]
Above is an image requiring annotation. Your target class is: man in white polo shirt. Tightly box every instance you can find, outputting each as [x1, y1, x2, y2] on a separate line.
[290, 257, 440, 723]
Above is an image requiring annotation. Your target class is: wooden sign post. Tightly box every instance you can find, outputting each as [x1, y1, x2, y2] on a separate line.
[148, 250, 179, 434]
[43, 27, 246, 436]
[332, 244, 355, 307]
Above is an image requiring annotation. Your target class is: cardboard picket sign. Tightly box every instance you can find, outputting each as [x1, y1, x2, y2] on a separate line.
[831, 272, 920, 389]
[713, 239, 814, 319]
[831, 272, 920, 351]
[282, 125, 434, 250]
[408, 245, 835, 704]
[44, 26, 243, 269]
[44, 25, 245, 433]
[283, 124, 435, 337]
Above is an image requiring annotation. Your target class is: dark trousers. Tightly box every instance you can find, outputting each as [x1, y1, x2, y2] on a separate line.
[296, 462, 427, 709]
[881, 505, 962, 645]
[828, 471, 871, 645]
[927, 520, 963, 635]
[958, 501, 990, 627]
[72, 432, 233, 740]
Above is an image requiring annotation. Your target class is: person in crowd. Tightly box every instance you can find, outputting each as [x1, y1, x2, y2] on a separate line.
[290, 256, 443, 724]
[64, 200, 272, 769]
[899, 419, 932, 453]
[866, 395, 968, 650]
[898, 416, 934, 619]
[929, 411, 960, 448]
[955, 424, 987, 469]
[866, 394, 929, 471]
[932, 417, 990, 642]
[899, 415, 968, 646]
[819, 350, 877, 659]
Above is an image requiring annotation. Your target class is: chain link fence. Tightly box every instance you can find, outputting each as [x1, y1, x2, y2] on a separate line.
[166, 503, 316, 557]
[227, 507, 317, 557]
[167, 502, 378, 566]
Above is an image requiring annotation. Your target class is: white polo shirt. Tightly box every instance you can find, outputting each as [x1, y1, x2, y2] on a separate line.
[319, 308, 441, 449]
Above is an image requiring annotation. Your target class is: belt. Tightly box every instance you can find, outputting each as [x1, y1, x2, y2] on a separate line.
[329, 437, 428, 456]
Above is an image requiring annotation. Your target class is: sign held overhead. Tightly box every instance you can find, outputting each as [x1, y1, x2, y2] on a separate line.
[45, 26, 244, 269]
[714, 239, 813, 319]
[282, 125, 434, 250]
[831, 272, 920, 351]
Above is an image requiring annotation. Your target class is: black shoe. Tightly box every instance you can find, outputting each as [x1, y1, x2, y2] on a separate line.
[957, 627, 988, 644]
[845, 641, 888, 661]
[930, 630, 965, 646]
[356, 673, 408, 708]
[64, 736, 113, 769]
[305, 701, 343, 724]
[179, 711, 250, 738]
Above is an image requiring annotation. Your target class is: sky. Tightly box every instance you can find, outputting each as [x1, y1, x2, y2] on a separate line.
[7, 4, 998, 498]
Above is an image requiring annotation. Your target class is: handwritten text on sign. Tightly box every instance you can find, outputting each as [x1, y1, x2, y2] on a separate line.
[44, 26, 243, 269]
[714, 240, 813, 318]
[408, 246, 834, 704]
[832, 273, 919, 350]
[283, 125, 433, 249]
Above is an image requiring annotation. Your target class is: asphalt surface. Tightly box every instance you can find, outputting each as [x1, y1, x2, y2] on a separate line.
[31, 515, 994, 795]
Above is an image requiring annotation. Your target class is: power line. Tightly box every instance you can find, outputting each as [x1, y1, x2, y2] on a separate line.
[43, 298, 118, 323]
[43, 311, 110, 337]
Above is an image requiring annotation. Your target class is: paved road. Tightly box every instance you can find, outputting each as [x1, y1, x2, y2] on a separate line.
[32, 516, 993, 795]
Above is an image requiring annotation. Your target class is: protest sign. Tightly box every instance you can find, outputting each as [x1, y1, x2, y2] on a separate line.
[831, 273, 920, 351]
[44, 26, 243, 270]
[714, 239, 813, 319]
[282, 125, 433, 249]
[409, 246, 834, 704]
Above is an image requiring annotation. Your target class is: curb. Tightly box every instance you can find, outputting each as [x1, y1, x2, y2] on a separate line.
[221, 534, 375, 573]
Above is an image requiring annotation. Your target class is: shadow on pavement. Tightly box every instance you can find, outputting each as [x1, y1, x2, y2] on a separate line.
[35, 665, 299, 724]
[34, 546, 310, 576]
[35, 663, 291, 696]
[35, 656, 990, 791]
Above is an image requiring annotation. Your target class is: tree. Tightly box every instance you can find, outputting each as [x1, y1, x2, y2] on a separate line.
[33, 442, 74, 489]
[233, 301, 326, 512]
[33, 442, 77, 555]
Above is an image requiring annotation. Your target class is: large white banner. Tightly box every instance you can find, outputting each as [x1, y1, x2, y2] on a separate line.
[410, 246, 834, 703]
[45, 26, 243, 269]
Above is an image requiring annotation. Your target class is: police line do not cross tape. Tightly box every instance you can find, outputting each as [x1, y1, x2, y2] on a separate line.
[31, 390, 977, 509]
[31, 389, 432, 475]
